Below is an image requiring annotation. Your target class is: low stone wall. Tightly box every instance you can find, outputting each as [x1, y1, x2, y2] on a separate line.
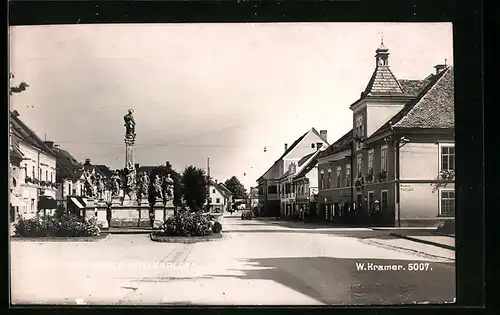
[91, 200, 176, 229]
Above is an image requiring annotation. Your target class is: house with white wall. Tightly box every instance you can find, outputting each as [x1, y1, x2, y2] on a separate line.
[256, 128, 329, 217]
[10, 110, 57, 219]
[207, 180, 229, 214]
[315, 41, 454, 227]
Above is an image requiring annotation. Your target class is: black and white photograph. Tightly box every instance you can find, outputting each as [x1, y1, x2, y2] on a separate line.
[9, 22, 456, 305]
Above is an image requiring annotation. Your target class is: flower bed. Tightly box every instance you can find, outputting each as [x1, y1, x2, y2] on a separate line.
[150, 232, 223, 243]
[13, 214, 101, 238]
[151, 211, 223, 243]
[241, 210, 253, 220]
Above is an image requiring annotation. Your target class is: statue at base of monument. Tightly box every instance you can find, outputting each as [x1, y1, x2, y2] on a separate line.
[162, 173, 175, 201]
[137, 172, 150, 200]
[111, 171, 121, 196]
[153, 174, 163, 200]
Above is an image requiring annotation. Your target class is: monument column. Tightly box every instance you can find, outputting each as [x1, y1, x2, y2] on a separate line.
[125, 137, 135, 170]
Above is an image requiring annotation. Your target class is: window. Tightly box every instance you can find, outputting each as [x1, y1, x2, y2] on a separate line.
[381, 146, 388, 172]
[268, 185, 277, 194]
[216, 198, 220, 203]
[24, 164, 27, 178]
[355, 114, 365, 138]
[32, 166, 35, 178]
[46, 170, 48, 181]
[336, 167, 341, 188]
[381, 190, 388, 212]
[212, 189, 216, 193]
[345, 164, 351, 186]
[23, 205, 27, 214]
[368, 149, 374, 173]
[30, 199, 35, 213]
[440, 190, 455, 216]
[311, 143, 315, 148]
[327, 169, 332, 189]
[320, 171, 324, 190]
[68, 183, 72, 196]
[356, 154, 363, 177]
[51, 172, 53, 183]
[441, 145, 455, 171]
[367, 191, 375, 214]
[39, 169, 42, 181]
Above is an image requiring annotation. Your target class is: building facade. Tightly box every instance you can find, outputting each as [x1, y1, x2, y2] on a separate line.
[257, 128, 329, 217]
[10, 111, 58, 220]
[316, 42, 454, 227]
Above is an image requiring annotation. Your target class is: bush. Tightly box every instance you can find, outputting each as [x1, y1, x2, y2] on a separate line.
[212, 221, 223, 233]
[437, 220, 455, 234]
[155, 211, 212, 237]
[14, 214, 100, 237]
[241, 210, 253, 220]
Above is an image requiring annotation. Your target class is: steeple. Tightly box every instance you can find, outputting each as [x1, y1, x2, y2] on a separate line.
[375, 31, 390, 67]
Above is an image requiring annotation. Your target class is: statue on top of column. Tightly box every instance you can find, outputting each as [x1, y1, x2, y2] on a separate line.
[124, 109, 136, 139]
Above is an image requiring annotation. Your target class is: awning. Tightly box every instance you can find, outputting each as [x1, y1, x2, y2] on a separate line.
[70, 197, 86, 209]
[38, 196, 57, 210]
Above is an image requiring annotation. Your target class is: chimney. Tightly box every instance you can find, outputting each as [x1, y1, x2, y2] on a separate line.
[285, 143, 288, 151]
[135, 163, 139, 169]
[320, 130, 327, 142]
[215, 180, 218, 184]
[54, 144, 60, 148]
[84, 159, 91, 165]
[11, 110, 20, 118]
[434, 64, 447, 74]
[44, 141, 54, 148]
[316, 143, 323, 151]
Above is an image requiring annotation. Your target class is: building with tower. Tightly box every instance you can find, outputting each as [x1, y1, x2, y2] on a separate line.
[316, 41, 454, 227]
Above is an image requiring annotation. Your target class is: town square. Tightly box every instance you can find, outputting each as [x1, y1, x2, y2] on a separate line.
[9, 23, 455, 305]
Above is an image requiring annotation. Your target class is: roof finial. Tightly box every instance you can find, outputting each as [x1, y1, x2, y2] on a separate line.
[445, 58, 447, 66]
[379, 29, 384, 45]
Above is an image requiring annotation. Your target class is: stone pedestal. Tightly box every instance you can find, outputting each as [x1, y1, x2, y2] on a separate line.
[111, 195, 122, 206]
[96, 204, 109, 229]
[123, 191, 138, 207]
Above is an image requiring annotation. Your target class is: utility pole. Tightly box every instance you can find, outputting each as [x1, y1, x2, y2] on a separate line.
[207, 157, 211, 212]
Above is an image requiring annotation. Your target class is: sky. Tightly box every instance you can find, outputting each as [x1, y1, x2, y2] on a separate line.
[9, 22, 453, 190]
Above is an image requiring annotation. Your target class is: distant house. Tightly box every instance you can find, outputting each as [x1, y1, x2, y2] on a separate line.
[217, 182, 234, 212]
[316, 42, 454, 227]
[207, 180, 230, 214]
[256, 128, 329, 217]
[10, 110, 58, 220]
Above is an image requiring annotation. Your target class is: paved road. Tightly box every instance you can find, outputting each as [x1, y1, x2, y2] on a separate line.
[10, 216, 455, 305]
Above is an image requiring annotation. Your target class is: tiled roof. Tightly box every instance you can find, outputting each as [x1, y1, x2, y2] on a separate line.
[298, 152, 315, 167]
[257, 128, 328, 182]
[51, 146, 82, 182]
[10, 146, 25, 161]
[394, 67, 454, 128]
[10, 111, 55, 157]
[217, 183, 233, 198]
[95, 165, 113, 178]
[399, 79, 426, 96]
[361, 66, 406, 97]
[277, 130, 309, 161]
[370, 66, 454, 138]
[137, 166, 157, 174]
[316, 129, 353, 159]
[294, 158, 318, 179]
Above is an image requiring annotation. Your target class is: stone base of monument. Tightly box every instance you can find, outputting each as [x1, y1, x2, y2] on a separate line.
[109, 204, 151, 228]
[95, 203, 109, 229]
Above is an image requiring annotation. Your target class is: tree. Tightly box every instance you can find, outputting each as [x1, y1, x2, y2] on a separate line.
[181, 165, 207, 212]
[224, 176, 248, 200]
